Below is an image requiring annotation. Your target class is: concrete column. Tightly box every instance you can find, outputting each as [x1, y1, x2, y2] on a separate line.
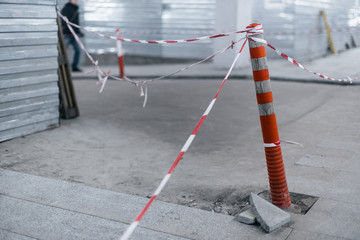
[214, 0, 252, 69]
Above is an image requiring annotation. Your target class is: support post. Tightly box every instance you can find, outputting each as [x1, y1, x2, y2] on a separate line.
[247, 23, 291, 209]
[116, 28, 125, 79]
[320, 10, 336, 54]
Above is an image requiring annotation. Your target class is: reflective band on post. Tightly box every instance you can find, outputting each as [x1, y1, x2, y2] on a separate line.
[258, 102, 275, 116]
[255, 79, 272, 94]
[251, 57, 268, 71]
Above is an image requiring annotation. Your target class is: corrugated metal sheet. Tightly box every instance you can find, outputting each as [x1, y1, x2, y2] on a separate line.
[82, 0, 163, 57]
[66, 0, 215, 59]
[0, 0, 59, 142]
[253, 0, 360, 61]
[58, 0, 360, 61]
[252, 0, 296, 59]
[161, 0, 215, 58]
[293, 0, 360, 60]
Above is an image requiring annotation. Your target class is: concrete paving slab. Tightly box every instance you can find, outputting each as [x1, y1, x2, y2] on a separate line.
[1, 73, 360, 240]
[0, 195, 189, 240]
[317, 139, 360, 152]
[287, 165, 360, 205]
[291, 198, 360, 239]
[286, 229, 348, 240]
[250, 193, 291, 233]
[237, 208, 257, 225]
[0, 169, 292, 240]
[0, 229, 37, 240]
[296, 154, 360, 173]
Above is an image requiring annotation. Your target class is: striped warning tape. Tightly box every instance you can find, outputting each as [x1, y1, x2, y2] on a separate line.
[58, 10, 249, 44]
[61, 14, 116, 88]
[60, 10, 248, 109]
[106, 38, 244, 107]
[264, 141, 281, 148]
[84, 26, 360, 37]
[110, 29, 215, 35]
[247, 36, 355, 83]
[119, 39, 248, 240]
[264, 141, 303, 148]
[265, 26, 360, 36]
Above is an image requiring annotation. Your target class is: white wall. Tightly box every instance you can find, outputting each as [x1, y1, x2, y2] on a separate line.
[213, 0, 253, 69]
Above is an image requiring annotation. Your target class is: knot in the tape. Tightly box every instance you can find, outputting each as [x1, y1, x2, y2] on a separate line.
[231, 41, 235, 49]
[246, 23, 264, 37]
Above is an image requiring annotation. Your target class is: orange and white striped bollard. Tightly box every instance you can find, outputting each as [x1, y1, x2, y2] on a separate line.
[116, 28, 125, 79]
[247, 23, 291, 209]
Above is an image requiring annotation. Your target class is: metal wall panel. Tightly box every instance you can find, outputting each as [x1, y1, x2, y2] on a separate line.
[0, 0, 55, 4]
[160, 0, 215, 59]
[294, 0, 360, 60]
[63, 0, 215, 59]
[253, 0, 360, 61]
[58, 0, 360, 61]
[81, 0, 163, 57]
[252, 0, 296, 59]
[0, 0, 59, 142]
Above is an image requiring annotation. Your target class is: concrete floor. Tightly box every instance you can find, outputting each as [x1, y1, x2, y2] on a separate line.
[1, 78, 360, 239]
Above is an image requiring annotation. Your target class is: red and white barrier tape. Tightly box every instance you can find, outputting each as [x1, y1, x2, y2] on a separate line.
[119, 39, 248, 240]
[247, 36, 355, 83]
[265, 26, 360, 36]
[60, 10, 251, 108]
[58, 10, 248, 44]
[60, 11, 248, 109]
[264, 140, 303, 148]
[61, 14, 122, 88]
[264, 141, 281, 148]
[111, 29, 214, 36]
[122, 26, 360, 37]
[105, 38, 244, 107]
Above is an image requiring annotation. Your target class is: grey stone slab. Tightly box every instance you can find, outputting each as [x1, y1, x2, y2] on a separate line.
[250, 193, 291, 233]
[0, 229, 37, 240]
[237, 208, 257, 224]
[287, 165, 360, 205]
[292, 198, 360, 239]
[0, 195, 189, 240]
[0, 169, 292, 240]
[296, 154, 360, 173]
[317, 140, 359, 152]
[286, 229, 348, 240]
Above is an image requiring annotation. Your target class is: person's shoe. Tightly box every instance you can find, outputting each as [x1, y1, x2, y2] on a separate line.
[72, 67, 82, 72]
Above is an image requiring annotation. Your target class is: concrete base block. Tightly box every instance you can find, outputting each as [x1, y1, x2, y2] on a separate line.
[236, 208, 257, 225]
[250, 193, 291, 233]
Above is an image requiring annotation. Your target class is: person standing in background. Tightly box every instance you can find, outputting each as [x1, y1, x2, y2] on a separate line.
[61, 0, 83, 72]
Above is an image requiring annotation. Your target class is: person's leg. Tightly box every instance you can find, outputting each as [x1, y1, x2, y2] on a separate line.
[70, 37, 81, 71]
[64, 36, 71, 48]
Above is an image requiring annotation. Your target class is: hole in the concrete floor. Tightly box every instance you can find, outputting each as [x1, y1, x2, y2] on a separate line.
[171, 188, 318, 216]
[257, 190, 319, 215]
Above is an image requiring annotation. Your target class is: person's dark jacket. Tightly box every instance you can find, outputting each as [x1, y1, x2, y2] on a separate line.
[61, 2, 82, 36]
